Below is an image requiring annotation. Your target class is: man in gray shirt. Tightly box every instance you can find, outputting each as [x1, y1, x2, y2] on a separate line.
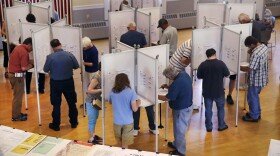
[157, 18, 178, 57]
[43, 39, 79, 131]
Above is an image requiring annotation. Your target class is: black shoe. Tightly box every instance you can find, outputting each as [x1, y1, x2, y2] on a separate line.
[12, 115, 27, 121]
[4, 72, 8, 78]
[226, 95, 234, 105]
[206, 129, 212, 132]
[94, 135, 103, 142]
[88, 139, 100, 145]
[167, 142, 176, 149]
[26, 90, 30, 94]
[21, 113, 28, 117]
[246, 112, 261, 120]
[218, 125, 228, 131]
[169, 150, 184, 156]
[49, 123, 60, 131]
[242, 116, 258, 122]
[71, 123, 78, 128]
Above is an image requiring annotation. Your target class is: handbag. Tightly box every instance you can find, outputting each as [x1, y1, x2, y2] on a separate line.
[92, 98, 102, 110]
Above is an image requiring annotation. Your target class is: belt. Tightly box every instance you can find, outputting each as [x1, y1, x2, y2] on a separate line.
[9, 72, 24, 77]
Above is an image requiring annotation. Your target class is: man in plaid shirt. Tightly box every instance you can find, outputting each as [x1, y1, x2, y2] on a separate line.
[241, 36, 268, 122]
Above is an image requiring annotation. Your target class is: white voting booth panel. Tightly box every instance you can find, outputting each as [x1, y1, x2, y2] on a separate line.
[32, 27, 51, 73]
[226, 3, 255, 25]
[224, 23, 252, 62]
[102, 50, 135, 101]
[137, 44, 169, 86]
[33, 1, 54, 18]
[110, 0, 132, 11]
[221, 28, 241, 73]
[136, 11, 150, 45]
[51, 26, 82, 66]
[192, 27, 221, 69]
[143, 0, 155, 8]
[51, 18, 67, 26]
[21, 23, 48, 42]
[196, 3, 225, 29]
[241, 0, 264, 20]
[116, 41, 133, 51]
[137, 52, 157, 104]
[31, 5, 50, 24]
[132, 0, 142, 8]
[138, 7, 161, 44]
[109, 10, 134, 50]
[13, 0, 26, 6]
[122, 4, 135, 11]
[204, 19, 220, 28]
[5, 5, 29, 44]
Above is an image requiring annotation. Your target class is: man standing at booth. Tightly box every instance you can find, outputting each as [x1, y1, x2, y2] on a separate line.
[120, 21, 156, 136]
[43, 39, 79, 131]
[158, 66, 193, 156]
[241, 36, 268, 122]
[157, 18, 178, 58]
[9, 37, 34, 121]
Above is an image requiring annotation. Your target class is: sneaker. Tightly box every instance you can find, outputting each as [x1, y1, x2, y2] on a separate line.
[149, 129, 158, 135]
[193, 104, 200, 110]
[226, 95, 234, 105]
[21, 113, 28, 117]
[218, 125, 228, 131]
[169, 150, 184, 156]
[133, 130, 138, 136]
[94, 135, 103, 142]
[49, 123, 60, 131]
[71, 123, 78, 128]
[12, 115, 27, 121]
[167, 142, 176, 149]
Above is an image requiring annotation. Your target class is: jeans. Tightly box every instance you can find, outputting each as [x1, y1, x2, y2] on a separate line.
[86, 102, 99, 132]
[172, 106, 193, 155]
[247, 86, 262, 119]
[50, 78, 78, 127]
[204, 96, 227, 130]
[133, 105, 156, 130]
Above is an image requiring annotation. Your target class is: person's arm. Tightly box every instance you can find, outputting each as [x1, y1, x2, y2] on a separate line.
[159, 32, 168, 45]
[158, 95, 170, 101]
[70, 53, 79, 69]
[131, 99, 140, 112]
[20, 51, 34, 71]
[43, 55, 50, 73]
[197, 64, 203, 79]
[160, 84, 169, 89]
[240, 66, 251, 72]
[1, 21, 6, 36]
[83, 62, 93, 67]
[87, 78, 102, 94]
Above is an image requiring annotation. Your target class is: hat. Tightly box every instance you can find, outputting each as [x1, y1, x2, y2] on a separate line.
[157, 18, 168, 28]
[127, 21, 136, 27]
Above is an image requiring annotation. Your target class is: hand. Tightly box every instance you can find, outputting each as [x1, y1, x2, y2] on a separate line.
[136, 99, 141, 105]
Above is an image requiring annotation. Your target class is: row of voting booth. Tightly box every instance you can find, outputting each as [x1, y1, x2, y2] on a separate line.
[109, 6, 161, 51]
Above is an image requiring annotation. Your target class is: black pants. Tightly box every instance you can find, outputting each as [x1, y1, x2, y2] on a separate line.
[50, 77, 78, 127]
[25, 72, 45, 92]
[2, 41, 8, 68]
[133, 105, 156, 130]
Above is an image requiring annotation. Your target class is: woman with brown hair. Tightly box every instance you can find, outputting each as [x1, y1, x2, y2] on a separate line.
[108, 73, 140, 148]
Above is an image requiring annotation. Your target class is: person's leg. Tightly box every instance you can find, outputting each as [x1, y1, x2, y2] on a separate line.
[3, 41, 8, 78]
[86, 102, 100, 142]
[204, 98, 213, 131]
[121, 123, 134, 148]
[145, 105, 156, 131]
[113, 124, 122, 147]
[247, 86, 262, 119]
[10, 76, 25, 119]
[50, 79, 62, 127]
[38, 73, 45, 93]
[172, 106, 193, 155]
[133, 108, 140, 134]
[227, 75, 236, 104]
[215, 96, 227, 130]
[25, 72, 32, 94]
[62, 78, 78, 126]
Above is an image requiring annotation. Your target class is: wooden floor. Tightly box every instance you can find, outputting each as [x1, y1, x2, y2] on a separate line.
[0, 19, 280, 156]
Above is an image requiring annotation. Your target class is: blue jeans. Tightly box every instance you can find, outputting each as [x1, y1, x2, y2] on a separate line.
[247, 86, 262, 119]
[86, 102, 100, 132]
[172, 106, 193, 155]
[204, 96, 227, 130]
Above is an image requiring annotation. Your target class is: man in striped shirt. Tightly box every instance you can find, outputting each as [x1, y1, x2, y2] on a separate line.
[241, 36, 268, 122]
[169, 40, 200, 110]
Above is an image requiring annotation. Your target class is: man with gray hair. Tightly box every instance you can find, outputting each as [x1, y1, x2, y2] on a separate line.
[120, 21, 147, 48]
[158, 65, 193, 156]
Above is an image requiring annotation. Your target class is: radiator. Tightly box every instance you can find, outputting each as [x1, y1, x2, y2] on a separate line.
[73, 21, 109, 40]
[162, 11, 197, 29]
[266, 1, 280, 17]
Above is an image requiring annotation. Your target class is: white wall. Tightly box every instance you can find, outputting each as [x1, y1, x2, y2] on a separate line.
[72, 0, 104, 6]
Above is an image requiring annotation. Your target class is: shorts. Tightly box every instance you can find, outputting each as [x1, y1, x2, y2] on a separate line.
[229, 74, 237, 80]
[114, 123, 134, 146]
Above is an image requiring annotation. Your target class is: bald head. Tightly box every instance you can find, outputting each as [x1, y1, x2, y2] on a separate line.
[127, 21, 136, 30]
[238, 13, 251, 24]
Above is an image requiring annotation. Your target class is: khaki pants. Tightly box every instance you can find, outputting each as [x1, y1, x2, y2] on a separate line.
[114, 123, 134, 146]
[9, 74, 24, 118]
